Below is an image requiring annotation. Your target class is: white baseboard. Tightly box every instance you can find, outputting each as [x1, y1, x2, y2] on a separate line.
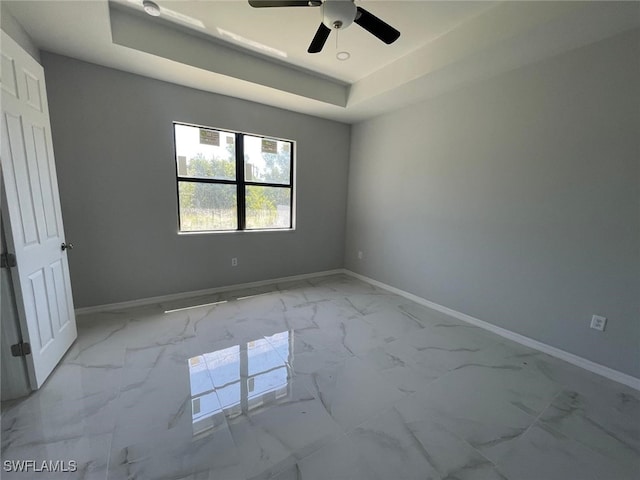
[75, 269, 344, 316]
[344, 270, 640, 391]
[75, 267, 639, 390]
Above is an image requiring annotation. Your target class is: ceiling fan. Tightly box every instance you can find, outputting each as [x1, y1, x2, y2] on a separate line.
[248, 0, 400, 53]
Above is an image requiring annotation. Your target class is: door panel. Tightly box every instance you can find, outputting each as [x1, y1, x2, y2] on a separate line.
[1, 53, 18, 97]
[50, 259, 70, 329]
[1, 30, 77, 389]
[4, 113, 39, 245]
[33, 125, 59, 238]
[29, 269, 54, 347]
[24, 71, 43, 112]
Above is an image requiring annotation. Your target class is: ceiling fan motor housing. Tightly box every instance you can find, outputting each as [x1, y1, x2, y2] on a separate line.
[322, 0, 357, 30]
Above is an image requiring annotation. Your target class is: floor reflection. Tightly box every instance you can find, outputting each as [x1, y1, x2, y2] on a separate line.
[188, 331, 293, 435]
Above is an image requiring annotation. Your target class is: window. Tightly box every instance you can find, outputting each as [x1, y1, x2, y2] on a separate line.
[174, 122, 294, 232]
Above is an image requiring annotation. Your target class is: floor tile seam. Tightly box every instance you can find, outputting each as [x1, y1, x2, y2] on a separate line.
[261, 335, 294, 369]
[337, 400, 498, 480]
[402, 405, 507, 477]
[407, 340, 551, 392]
[267, 430, 344, 474]
[241, 455, 296, 480]
[385, 388, 509, 476]
[189, 304, 225, 334]
[0, 398, 24, 414]
[1, 426, 103, 453]
[491, 389, 564, 470]
[421, 428, 511, 480]
[229, 412, 343, 474]
[399, 361, 466, 392]
[446, 435, 507, 478]
[382, 379, 554, 472]
[350, 347, 442, 389]
[191, 325, 238, 356]
[120, 345, 167, 376]
[357, 315, 428, 343]
[286, 371, 320, 406]
[398, 414, 446, 480]
[109, 418, 213, 447]
[110, 421, 237, 466]
[124, 317, 200, 350]
[0, 400, 117, 446]
[123, 339, 203, 369]
[217, 421, 244, 474]
[521, 418, 640, 480]
[102, 429, 114, 480]
[529, 385, 571, 432]
[74, 319, 131, 354]
[109, 338, 130, 399]
[111, 369, 194, 436]
[340, 297, 370, 318]
[340, 402, 404, 437]
[37, 360, 126, 433]
[536, 404, 640, 463]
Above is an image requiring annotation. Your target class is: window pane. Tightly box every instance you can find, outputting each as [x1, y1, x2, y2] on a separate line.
[249, 367, 288, 399]
[247, 338, 285, 377]
[175, 124, 236, 181]
[179, 181, 237, 231]
[245, 186, 291, 229]
[243, 136, 291, 185]
[264, 331, 290, 364]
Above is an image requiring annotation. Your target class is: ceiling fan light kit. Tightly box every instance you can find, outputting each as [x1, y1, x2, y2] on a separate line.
[249, 0, 400, 54]
[322, 1, 356, 30]
[142, 0, 161, 17]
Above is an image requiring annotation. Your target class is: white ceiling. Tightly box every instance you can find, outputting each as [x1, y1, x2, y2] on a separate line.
[5, 1, 640, 123]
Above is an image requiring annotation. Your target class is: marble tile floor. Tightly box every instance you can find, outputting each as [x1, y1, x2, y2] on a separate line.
[1, 274, 638, 480]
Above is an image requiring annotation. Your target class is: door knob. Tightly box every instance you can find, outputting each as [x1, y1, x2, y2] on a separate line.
[61, 243, 74, 251]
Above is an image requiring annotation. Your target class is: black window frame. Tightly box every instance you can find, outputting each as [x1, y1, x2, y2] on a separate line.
[174, 122, 295, 233]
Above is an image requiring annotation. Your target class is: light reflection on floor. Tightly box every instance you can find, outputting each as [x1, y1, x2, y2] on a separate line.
[188, 331, 292, 436]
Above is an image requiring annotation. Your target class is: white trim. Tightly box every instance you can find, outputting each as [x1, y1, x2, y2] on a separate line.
[75, 269, 344, 316]
[344, 270, 640, 391]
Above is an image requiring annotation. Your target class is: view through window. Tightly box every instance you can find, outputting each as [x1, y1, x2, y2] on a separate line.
[174, 123, 294, 232]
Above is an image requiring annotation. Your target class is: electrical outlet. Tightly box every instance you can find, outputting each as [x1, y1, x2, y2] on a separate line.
[358, 250, 363, 260]
[231, 257, 238, 267]
[590, 315, 607, 331]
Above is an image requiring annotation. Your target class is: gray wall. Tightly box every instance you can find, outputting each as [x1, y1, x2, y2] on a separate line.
[42, 53, 350, 308]
[345, 29, 640, 377]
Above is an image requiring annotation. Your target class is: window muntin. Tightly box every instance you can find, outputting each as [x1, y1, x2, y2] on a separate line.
[174, 123, 294, 232]
[188, 331, 292, 431]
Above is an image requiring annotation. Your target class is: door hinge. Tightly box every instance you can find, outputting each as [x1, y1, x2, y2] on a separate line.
[10, 342, 31, 357]
[1, 252, 17, 269]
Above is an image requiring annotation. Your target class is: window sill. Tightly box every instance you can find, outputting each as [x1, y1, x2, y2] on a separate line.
[178, 228, 296, 236]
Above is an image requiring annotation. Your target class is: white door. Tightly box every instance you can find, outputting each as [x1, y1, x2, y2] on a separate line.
[1, 30, 77, 389]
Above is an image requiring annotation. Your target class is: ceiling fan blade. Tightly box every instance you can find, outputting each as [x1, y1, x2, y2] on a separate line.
[308, 23, 331, 53]
[354, 6, 400, 44]
[249, 1, 317, 7]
